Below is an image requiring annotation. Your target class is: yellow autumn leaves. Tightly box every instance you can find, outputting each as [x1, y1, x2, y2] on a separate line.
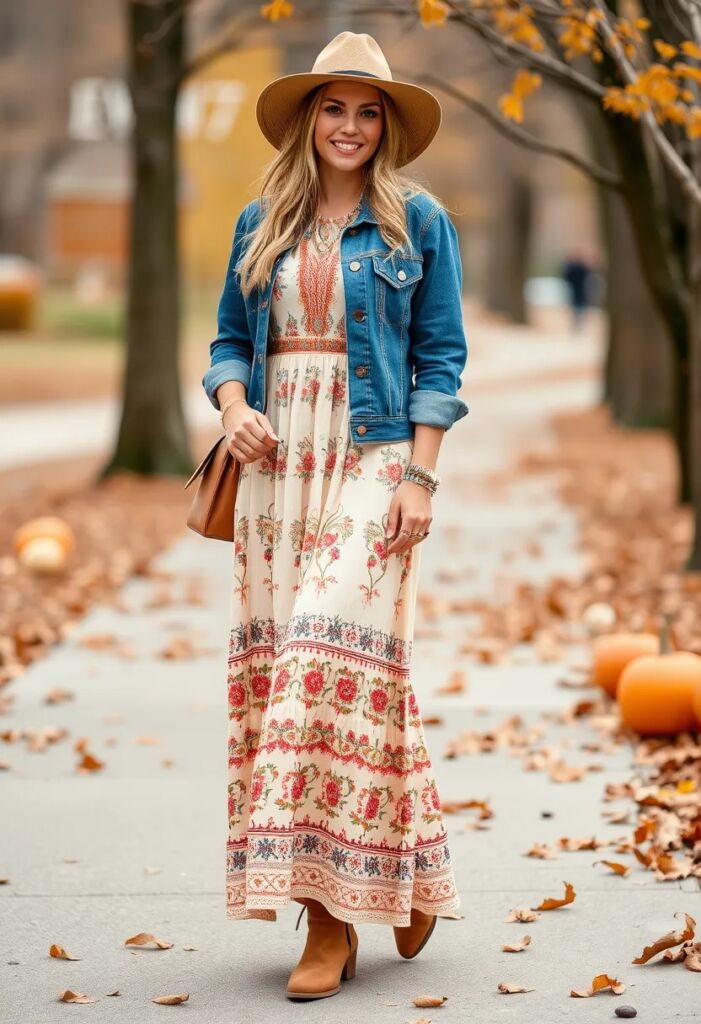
[603, 62, 701, 137]
[498, 69, 543, 124]
[257, 0, 701, 144]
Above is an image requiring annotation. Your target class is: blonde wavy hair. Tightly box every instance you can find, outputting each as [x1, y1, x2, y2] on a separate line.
[236, 82, 444, 298]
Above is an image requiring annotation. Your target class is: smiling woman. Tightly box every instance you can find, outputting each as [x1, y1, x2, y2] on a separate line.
[201, 30, 468, 1002]
[315, 93, 383, 168]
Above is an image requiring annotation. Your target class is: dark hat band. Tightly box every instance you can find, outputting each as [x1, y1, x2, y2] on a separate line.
[328, 69, 381, 78]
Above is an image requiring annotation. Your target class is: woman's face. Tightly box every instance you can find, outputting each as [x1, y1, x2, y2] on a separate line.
[313, 80, 384, 172]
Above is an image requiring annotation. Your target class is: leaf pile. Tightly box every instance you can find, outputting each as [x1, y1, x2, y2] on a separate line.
[0, 435, 216, 691]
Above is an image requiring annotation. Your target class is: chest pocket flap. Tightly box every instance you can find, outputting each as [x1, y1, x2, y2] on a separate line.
[371, 254, 423, 288]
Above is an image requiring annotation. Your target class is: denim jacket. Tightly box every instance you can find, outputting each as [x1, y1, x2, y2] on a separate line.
[202, 190, 469, 445]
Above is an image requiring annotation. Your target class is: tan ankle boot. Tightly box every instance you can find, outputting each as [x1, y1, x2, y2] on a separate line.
[393, 907, 437, 959]
[286, 898, 358, 1000]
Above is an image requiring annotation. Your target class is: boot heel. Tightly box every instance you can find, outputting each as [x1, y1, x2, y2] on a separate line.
[341, 946, 357, 981]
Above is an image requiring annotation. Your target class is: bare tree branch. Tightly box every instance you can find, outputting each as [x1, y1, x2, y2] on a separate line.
[406, 69, 622, 190]
[181, 2, 327, 83]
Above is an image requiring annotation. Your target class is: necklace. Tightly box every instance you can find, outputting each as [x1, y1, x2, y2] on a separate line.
[305, 193, 364, 256]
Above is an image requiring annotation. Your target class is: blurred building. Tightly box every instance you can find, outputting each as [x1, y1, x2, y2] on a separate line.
[42, 46, 278, 287]
[45, 140, 132, 284]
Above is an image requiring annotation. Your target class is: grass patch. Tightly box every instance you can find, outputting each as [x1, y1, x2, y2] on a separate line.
[40, 290, 124, 341]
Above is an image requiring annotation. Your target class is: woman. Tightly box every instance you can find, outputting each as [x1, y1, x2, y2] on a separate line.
[202, 30, 468, 1001]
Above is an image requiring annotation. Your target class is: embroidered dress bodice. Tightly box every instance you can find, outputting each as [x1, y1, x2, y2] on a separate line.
[268, 231, 347, 355]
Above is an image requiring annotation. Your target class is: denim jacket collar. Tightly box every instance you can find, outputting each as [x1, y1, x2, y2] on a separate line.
[352, 193, 378, 226]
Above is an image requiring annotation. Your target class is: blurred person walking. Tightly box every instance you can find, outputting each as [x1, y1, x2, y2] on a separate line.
[561, 248, 596, 332]
[202, 31, 467, 1000]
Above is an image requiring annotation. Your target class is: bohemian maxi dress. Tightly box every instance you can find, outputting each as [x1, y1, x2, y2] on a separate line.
[225, 220, 461, 927]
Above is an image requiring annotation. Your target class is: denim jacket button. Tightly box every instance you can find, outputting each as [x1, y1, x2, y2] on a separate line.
[356, 424, 368, 435]
[355, 365, 368, 377]
[261, 299, 269, 309]
[352, 309, 365, 322]
[349, 227, 358, 235]
[349, 260, 361, 271]
[397, 269, 407, 281]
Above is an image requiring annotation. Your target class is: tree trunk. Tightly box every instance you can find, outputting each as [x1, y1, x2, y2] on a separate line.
[485, 170, 532, 323]
[601, 110, 691, 501]
[100, 0, 191, 478]
[598, 185, 673, 428]
[686, 167, 701, 569]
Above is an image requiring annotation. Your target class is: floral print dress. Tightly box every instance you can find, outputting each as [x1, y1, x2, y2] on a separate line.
[225, 226, 461, 926]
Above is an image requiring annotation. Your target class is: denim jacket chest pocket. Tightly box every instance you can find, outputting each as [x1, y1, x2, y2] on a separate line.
[371, 253, 423, 328]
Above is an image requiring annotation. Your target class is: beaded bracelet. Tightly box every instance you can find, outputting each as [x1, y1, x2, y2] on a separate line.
[403, 462, 440, 496]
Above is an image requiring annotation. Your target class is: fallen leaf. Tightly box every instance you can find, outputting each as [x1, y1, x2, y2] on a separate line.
[602, 808, 630, 824]
[158, 636, 213, 660]
[593, 859, 630, 876]
[435, 671, 467, 695]
[549, 760, 587, 783]
[559, 836, 602, 851]
[76, 751, 104, 773]
[77, 633, 135, 659]
[412, 995, 447, 1007]
[505, 908, 541, 923]
[570, 973, 626, 997]
[57, 990, 95, 1003]
[45, 687, 74, 705]
[558, 676, 594, 689]
[502, 935, 531, 952]
[497, 981, 534, 993]
[684, 945, 701, 972]
[532, 881, 576, 910]
[124, 932, 174, 950]
[152, 993, 189, 1005]
[632, 912, 696, 964]
[440, 798, 493, 819]
[524, 843, 557, 859]
[49, 944, 81, 961]
[77, 632, 119, 650]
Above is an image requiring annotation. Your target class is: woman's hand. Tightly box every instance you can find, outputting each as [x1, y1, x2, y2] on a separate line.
[385, 480, 432, 555]
[224, 400, 280, 464]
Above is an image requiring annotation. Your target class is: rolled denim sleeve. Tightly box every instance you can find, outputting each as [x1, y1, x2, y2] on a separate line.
[202, 205, 255, 410]
[408, 205, 469, 430]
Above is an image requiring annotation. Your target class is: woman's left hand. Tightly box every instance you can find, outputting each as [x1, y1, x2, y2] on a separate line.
[385, 480, 432, 555]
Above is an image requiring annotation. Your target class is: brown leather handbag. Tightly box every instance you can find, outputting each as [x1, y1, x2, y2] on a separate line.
[183, 435, 240, 541]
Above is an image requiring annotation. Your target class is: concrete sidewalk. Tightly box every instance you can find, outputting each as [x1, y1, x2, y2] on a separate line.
[3, 322, 698, 1022]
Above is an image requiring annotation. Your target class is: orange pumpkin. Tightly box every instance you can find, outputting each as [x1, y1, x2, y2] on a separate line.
[692, 678, 701, 729]
[13, 515, 75, 574]
[592, 633, 659, 698]
[617, 651, 701, 735]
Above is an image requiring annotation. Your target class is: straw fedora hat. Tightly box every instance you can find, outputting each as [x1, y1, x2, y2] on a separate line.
[255, 31, 442, 167]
